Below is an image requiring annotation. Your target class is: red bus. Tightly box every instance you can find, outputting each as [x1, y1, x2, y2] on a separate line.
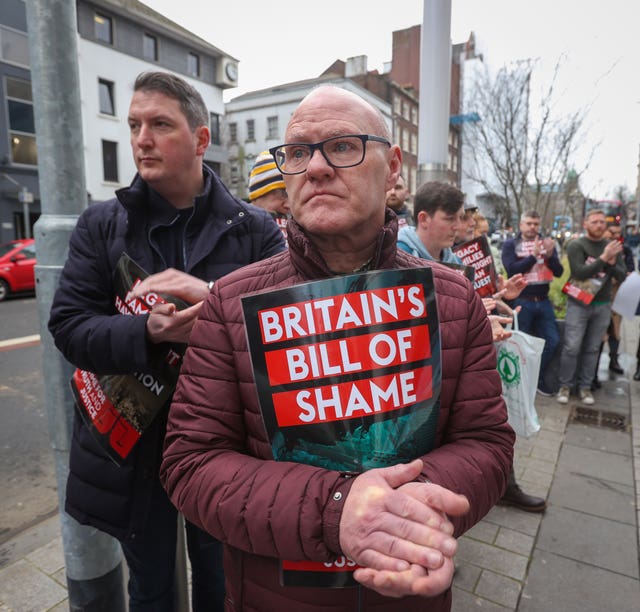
[583, 199, 624, 226]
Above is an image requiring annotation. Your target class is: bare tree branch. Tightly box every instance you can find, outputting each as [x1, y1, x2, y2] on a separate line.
[462, 57, 594, 229]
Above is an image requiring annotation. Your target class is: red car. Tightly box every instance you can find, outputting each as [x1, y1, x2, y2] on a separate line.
[0, 238, 37, 301]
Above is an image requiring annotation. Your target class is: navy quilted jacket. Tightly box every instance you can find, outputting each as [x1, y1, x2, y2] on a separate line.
[48, 166, 285, 540]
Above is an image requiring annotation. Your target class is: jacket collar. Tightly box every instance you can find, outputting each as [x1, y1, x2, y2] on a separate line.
[115, 166, 253, 274]
[286, 208, 399, 278]
[116, 166, 248, 227]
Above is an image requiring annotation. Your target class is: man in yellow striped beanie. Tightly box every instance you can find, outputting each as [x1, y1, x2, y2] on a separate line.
[248, 152, 290, 234]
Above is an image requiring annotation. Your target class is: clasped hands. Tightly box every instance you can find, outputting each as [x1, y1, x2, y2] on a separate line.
[128, 268, 211, 344]
[600, 239, 623, 265]
[339, 459, 469, 598]
[532, 237, 555, 258]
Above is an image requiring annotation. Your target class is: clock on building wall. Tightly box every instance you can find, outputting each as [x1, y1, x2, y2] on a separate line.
[225, 62, 238, 82]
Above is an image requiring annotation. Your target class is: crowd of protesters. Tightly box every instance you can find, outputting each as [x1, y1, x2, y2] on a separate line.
[46, 70, 640, 612]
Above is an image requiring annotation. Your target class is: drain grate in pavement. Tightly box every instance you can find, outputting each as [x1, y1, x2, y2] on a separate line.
[569, 406, 629, 431]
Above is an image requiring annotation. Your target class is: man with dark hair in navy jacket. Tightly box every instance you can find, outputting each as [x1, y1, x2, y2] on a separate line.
[49, 71, 285, 611]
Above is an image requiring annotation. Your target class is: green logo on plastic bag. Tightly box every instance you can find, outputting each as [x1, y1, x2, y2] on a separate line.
[497, 348, 520, 387]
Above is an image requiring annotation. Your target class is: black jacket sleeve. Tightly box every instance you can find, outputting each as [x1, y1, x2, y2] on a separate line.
[48, 208, 154, 375]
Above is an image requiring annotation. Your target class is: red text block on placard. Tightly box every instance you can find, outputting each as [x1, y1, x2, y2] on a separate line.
[281, 558, 361, 573]
[264, 325, 431, 385]
[271, 365, 433, 427]
[258, 284, 427, 344]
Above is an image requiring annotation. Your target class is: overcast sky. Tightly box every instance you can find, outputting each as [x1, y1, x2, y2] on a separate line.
[142, 0, 640, 200]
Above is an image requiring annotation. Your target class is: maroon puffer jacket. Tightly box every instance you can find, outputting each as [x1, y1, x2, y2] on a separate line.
[161, 215, 514, 612]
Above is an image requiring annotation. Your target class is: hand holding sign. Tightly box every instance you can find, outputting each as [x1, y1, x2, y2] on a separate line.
[146, 301, 202, 344]
[339, 460, 468, 585]
[130, 268, 210, 304]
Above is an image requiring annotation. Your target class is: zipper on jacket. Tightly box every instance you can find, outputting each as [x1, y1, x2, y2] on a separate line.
[181, 206, 196, 271]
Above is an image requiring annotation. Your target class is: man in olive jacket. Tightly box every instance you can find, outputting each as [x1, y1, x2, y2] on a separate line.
[48, 72, 284, 611]
[556, 209, 627, 405]
[160, 86, 514, 611]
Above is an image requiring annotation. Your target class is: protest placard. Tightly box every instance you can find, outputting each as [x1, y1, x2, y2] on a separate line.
[242, 267, 442, 587]
[452, 235, 498, 297]
[514, 239, 554, 284]
[70, 254, 187, 464]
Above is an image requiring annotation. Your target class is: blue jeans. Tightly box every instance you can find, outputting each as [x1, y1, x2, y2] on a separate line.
[513, 297, 560, 386]
[558, 299, 612, 390]
[121, 477, 224, 612]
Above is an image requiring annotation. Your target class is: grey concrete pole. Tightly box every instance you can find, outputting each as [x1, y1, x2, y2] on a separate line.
[418, 0, 452, 186]
[24, 0, 126, 609]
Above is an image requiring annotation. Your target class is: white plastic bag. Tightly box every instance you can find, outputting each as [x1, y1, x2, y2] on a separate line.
[494, 313, 545, 438]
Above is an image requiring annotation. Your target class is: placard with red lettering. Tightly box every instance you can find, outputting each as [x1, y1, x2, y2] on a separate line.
[441, 261, 475, 283]
[70, 253, 188, 465]
[561, 277, 602, 306]
[242, 268, 441, 588]
[452, 234, 498, 297]
[514, 239, 554, 285]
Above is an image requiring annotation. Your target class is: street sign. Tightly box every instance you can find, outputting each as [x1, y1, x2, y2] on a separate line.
[450, 112, 481, 125]
[18, 188, 34, 203]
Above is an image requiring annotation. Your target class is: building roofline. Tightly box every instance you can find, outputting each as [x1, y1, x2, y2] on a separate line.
[225, 75, 390, 114]
[89, 0, 238, 61]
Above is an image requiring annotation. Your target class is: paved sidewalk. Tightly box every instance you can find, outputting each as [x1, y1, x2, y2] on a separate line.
[1, 322, 639, 611]
[452, 316, 640, 611]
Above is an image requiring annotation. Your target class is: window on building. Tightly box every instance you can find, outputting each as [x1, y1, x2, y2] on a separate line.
[448, 150, 458, 173]
[228, 122, 237, 143]
[102, 140, 118, 182]
[402, 101, 410, 120]
[98, 79, 115, 115]
[143, 33, 158, 61]
[246, 119, 255, 141]
[402, 129, 409, 151]
[209, 112, 220, 145]
[410, 133, 417, 155]
[188, 52, 200, 77]
[393, 96, 401, 114]
[0, 26, 30, 67]
[94, 13, 112, 44]
[267, 116, 278, 139]
[230, 164, 239, 186]
[6, 77, 37, 165]
[411, 107, 418, 125]
[393, 120, 400, 143]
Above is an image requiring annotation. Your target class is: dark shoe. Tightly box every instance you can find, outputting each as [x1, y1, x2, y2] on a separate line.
[634, 367, 640, 381]
[591, 377, 601, 391]
[498, 483, 547, 513]
[536, 383, 553, 397]
[609, 355, 624, 375]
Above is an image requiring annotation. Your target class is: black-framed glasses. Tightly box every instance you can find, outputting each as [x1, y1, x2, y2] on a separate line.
[269, 134, 391, 175]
